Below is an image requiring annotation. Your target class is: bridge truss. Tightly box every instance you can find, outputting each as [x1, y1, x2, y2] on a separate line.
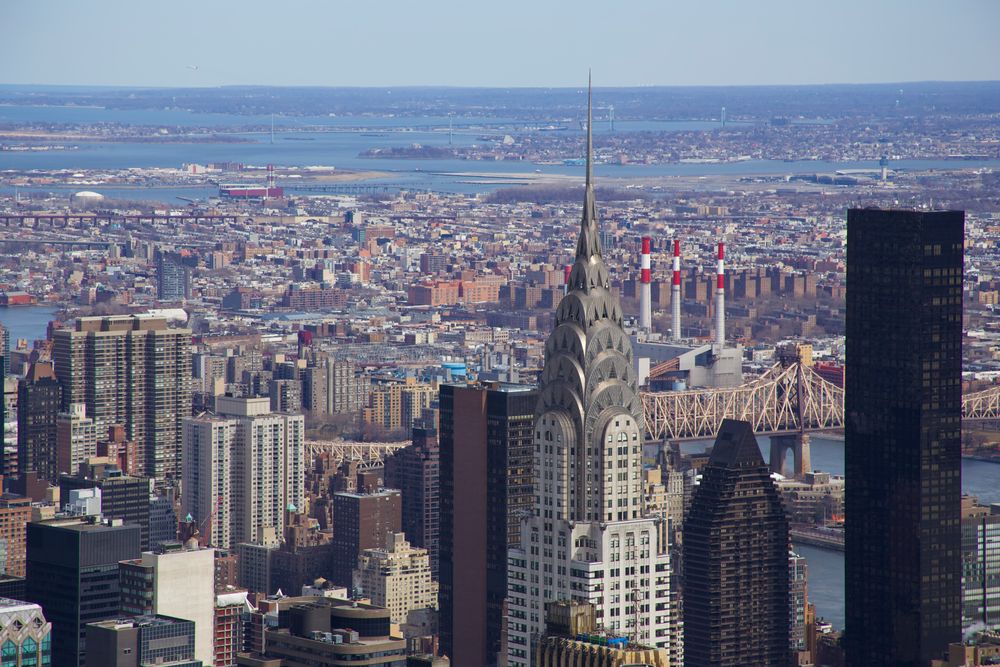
[965, 385, 1000, 421]
[305, 440, 409, 468]
[642, 362, 1000, 441]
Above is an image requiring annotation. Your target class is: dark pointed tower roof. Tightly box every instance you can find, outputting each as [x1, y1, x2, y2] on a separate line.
[685, 417, 790, 665]
[709, 419, 767, 468]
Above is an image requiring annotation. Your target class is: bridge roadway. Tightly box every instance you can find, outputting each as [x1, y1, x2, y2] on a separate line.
[0, 237, 113, 249]
[0, 213, 239, 229]
[300, 371, 1000, 463]
[283, 183, 430, 194]
[641, 361, 1000, 442]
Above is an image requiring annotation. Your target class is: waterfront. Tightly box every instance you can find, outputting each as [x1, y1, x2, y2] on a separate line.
[674, 434, 1000, 630]
[3, 105, 999, 198]
[0, 303, 57, 345]
[2, 101, 999, 633]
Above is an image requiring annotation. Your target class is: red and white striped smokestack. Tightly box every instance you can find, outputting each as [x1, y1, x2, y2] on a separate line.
[564, 264, 572, 295]
[715, 242, 726, 347]
[639, 237, 652, 332]
[672, 240, 682, 341]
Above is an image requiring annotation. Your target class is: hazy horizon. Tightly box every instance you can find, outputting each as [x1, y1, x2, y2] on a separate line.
[3, 0, 999, 88]
[3, 80, 1000, 91]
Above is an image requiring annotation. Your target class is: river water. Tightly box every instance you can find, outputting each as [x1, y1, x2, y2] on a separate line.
[3, 105, 999, 197]
[0, 304, 58, 346]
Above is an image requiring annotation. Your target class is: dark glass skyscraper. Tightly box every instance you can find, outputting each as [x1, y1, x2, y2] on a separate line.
[683, 418, 790, 667]
[438, 383, 535, 667]
[17, 362, 61, 482]
[845, 208, 964, 666]
[384, 425, 440, 577]
[26, 517, 141, 667]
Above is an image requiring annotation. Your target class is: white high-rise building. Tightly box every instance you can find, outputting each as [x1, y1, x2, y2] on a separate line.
[353, 532, 438, 624]
[56, 403, 96, 476]
[182, 415, 235, 549]
[182, 396, 305, 550]
[120, 546, 216, 666]
[506, 82, 679, 667]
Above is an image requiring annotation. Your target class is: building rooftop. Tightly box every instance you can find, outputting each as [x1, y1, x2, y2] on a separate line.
[333, 489, 399, 499]
[0, 597, 41, 614]
[708, 419, 766, 468]
[33, 516, 133, 532]
[89, 614, 191, 630]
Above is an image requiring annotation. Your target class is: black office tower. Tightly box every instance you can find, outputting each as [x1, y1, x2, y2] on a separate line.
[683, 419, 790, 667]
[845, 208, 964, 666]
[439, 383, 535, 667]
[384, 425, 440, 577]
[26, 517, 142, 667]
[60, 465, 152, 551]
[17, 362, 61, 482]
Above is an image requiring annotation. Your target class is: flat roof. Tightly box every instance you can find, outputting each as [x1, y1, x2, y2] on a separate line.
[0, 598, 40, 614]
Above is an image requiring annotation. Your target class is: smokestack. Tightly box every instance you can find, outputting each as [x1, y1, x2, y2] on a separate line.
[715, 242, 725, 347]
[639, 237, 652, 332]
[564, 264, 572, 295]
[672, 239, 682, 341]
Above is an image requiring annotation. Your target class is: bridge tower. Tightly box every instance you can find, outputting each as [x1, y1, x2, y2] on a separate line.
[769, 432, 811, 479]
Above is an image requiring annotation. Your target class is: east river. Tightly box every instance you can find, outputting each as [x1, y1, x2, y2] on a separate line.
[0, 304, 58, 346]
[677, 435, 1000, 629]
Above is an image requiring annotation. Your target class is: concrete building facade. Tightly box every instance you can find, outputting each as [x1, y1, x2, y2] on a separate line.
[119, 544, 216, 666]
[52, 316, 192, 480]
[353, 532, 438, 624]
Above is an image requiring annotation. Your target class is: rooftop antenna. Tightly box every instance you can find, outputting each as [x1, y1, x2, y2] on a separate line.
[586, 69, 593, 188]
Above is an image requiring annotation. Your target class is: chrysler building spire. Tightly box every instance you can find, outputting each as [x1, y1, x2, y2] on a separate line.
[537, 75, 643, 523]
[575, 71, 603, 267]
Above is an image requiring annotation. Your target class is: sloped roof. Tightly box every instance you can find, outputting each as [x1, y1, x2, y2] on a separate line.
[708, 419, 765, 468]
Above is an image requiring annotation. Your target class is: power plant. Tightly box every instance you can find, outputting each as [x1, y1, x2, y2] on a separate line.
[715, 242, 726, 347]
[638, 236, 652, 332]
[631, 238, 744, 392]
[219, 164, 284, 200]
[671, 239, 682, 341]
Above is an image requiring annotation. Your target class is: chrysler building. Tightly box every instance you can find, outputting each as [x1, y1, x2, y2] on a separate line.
[506, 78, 680, 667]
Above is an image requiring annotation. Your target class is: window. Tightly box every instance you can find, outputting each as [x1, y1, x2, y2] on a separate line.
[1, 640, 15, 667]
[22, 637, 37, 667]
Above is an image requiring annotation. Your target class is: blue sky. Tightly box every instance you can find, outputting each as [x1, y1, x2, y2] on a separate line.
[2, 0, 999, 87]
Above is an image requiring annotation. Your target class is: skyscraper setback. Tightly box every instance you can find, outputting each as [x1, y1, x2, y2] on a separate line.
[52, 315, 192, 479]
[506, 82, 677, 667]
[845, 208, 965, 666]
[682, 419, 790, 667]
